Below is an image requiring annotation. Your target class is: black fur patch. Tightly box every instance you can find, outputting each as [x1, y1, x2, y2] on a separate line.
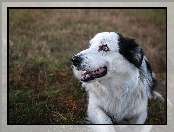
[118, 33, 144, 68]
[144, 59, 156, 97]
[139, 58, 156, 98]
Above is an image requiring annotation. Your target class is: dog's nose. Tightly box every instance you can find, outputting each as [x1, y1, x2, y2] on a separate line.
[71, 55, 82, 67]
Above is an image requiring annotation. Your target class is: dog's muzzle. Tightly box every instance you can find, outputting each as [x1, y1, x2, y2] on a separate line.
[71, 55, 108, 82]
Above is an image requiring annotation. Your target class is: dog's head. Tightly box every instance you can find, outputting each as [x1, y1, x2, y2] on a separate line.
[71, 32, 144, 83]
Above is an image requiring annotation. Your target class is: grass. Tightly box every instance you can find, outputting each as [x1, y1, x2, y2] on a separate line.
[9, 9, 166, 124]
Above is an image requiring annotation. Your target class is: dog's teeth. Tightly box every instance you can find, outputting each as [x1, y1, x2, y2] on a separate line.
[86, 74, 90, 78]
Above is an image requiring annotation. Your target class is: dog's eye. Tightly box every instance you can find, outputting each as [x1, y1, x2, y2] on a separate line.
[99, 44, 109, 52]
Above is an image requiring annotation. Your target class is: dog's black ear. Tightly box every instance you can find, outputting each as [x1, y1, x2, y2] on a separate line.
[118, 34, 144, 68]
[124, 39, 144, 68]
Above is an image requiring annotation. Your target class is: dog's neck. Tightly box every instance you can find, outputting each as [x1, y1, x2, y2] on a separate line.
[85, 73, 138, 97]
[102, 76, 138, 91]
[84, 71, 140, 98]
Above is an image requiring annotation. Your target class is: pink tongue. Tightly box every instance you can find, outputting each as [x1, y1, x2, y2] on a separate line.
[82, 67, 105, 77]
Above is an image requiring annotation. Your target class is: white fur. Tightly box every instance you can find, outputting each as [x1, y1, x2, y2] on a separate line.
[72, 32, 163, 125]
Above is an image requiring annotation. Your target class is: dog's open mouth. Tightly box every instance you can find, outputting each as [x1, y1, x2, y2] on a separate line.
[81, 67, 107, 82]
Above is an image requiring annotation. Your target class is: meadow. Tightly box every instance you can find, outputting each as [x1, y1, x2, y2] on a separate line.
[9, 8, 166, 124]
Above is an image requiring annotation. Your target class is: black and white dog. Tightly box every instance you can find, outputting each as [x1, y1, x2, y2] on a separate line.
[71, 32, 164, 124]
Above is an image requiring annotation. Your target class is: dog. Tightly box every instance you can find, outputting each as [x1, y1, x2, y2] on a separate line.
[71, 32, 164, 124]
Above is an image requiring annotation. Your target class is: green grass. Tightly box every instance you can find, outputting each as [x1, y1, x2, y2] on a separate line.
[9, 9, 166, 124]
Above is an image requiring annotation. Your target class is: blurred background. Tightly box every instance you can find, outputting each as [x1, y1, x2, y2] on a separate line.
[9, 9, 166, 124]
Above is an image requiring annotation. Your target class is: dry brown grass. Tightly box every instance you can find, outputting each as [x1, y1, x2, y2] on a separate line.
[9, 8, 166, 124]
